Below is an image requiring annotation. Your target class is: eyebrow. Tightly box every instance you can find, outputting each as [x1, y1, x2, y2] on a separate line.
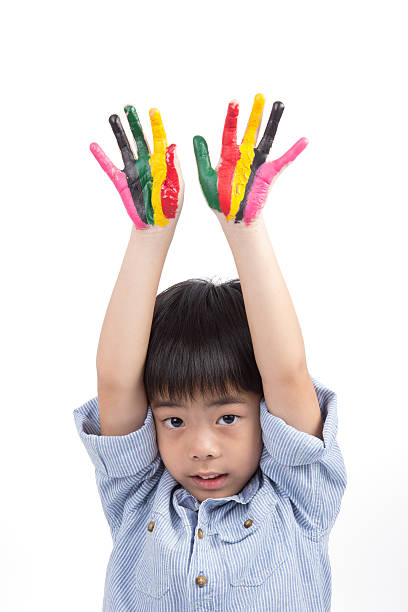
[151, 395, 247, 410]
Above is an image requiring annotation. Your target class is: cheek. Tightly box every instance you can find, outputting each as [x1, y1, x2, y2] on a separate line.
[155, 428, 168, 448]
[155, 438, 175, 471]
[153, 425, 166, 452]
[236, 420, 261, 442]
[245, 424, 263, 456]
[155, 430, 179, 460]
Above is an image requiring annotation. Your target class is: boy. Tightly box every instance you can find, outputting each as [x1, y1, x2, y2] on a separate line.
[74, 95, 347, 611]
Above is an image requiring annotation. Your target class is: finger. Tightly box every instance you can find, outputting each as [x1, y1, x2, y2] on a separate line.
[234, 137, 309, 225]
[90, 142, 147, 228]
[242, 93, 265, 147]
[257, 101, 285, 157]
[218, 101, 241, 216]
[124, 105, 150, 158]
[172, 145, 185, 201]
[149, 108, 167, 155]
[252, 137, 309, 188]
[233, 101, 284, 223]
[109, 114, 136, 167]
[149, 108, 168, 225]
[221, 100, 239, 154]
[193, 135, 221, 212]
[272, 137, 309, 174]
[90, 142, 120, 178]
[228, 94, 265, 221]
[193, 135, 214, 176]
[90, 141, 127, 193]
[161, 144, 180, 220]
[242, 137, 309, 226]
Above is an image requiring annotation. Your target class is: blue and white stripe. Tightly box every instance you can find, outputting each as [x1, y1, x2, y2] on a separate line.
[73, 376, 347, 611]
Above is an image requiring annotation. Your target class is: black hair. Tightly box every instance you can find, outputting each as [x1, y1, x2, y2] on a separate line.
[143, 278, 264, 403]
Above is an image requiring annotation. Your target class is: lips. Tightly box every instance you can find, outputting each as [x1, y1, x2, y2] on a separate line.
[191, 473, 228, 489]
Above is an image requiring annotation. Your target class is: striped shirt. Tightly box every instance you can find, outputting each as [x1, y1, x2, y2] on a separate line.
[73, 376, 347, 611]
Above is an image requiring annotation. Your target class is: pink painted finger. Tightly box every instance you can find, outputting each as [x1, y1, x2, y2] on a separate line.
[244, 137, 309, 226]
[90, 142, 126, 191]
[90, 142, 147, 229]
[90, 141, 118, 175]
[272, 137, 309, 174]
[251, 136, 309, 188]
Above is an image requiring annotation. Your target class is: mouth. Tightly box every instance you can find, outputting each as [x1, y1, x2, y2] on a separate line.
[190, 474, 228, 489]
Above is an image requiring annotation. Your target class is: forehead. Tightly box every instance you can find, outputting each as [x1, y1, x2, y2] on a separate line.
[150, 390, 254, 410]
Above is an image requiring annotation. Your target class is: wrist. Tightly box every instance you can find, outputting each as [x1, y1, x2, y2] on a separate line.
[216, 209, 267, 243]
[130, 218, 177, 246]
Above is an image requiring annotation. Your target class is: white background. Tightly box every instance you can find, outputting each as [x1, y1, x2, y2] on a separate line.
[1, 0, 407, 610]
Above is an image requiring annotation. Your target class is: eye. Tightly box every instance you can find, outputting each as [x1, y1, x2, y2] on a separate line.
[219, 415, 239, 425]
[162, 417, 184, 429]
[162, 415, 239, 430]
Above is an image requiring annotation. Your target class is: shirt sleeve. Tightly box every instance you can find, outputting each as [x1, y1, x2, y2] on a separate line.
[73, 396, 163, 540]
[259, 376, 347, 538]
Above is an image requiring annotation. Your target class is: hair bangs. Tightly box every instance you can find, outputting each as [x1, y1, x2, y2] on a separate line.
[143, 278, 263, 404]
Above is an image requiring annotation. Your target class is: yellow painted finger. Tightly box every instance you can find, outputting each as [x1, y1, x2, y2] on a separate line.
[227, 93, 265, 221]
[242, 93, 265, 146]
[149, 108, 167, 154]
[149, 108, 169, 226]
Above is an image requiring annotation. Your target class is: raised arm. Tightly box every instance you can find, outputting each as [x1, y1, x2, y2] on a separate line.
[92, 105, 184, 435]
[193, 94, 323, 439]
[96, 228, 176, 435]
[221, 218, 323, 440]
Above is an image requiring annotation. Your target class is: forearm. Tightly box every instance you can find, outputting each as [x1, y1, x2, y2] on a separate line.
[221, 214, 308, 384]
[96, 224, 174, 387]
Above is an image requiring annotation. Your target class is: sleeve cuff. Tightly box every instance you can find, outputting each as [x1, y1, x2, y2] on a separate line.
[73, 397, 159, 478]
[259, 376, 339, 467]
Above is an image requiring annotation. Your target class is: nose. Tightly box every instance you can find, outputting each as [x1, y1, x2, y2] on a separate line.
[191, 443, 217, 460]
[193, 452, 214, 459]
[188, 430, 219, 460]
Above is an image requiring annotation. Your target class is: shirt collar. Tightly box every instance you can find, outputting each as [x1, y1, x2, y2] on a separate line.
[175, 467, 262, 512]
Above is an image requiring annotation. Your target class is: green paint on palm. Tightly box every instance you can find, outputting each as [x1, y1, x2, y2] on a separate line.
[193, 136, 221, 212]
[125, 105, 154, 225]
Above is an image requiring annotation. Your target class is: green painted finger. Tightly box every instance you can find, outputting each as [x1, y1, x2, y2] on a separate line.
[124, 105, 154, 224]
[193, 135, 221, 212]
[124, 105, 150, 158]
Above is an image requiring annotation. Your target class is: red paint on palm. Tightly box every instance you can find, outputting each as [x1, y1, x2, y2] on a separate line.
[217, 101, 241, 216]
[161, 144, 180, 219]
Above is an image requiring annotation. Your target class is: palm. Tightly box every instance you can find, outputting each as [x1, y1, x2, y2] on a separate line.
[90, 106, 183, 229]
[193, 94, 308, 226]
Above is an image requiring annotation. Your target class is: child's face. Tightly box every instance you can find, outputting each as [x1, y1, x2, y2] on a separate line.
[151, 389, 263, 503]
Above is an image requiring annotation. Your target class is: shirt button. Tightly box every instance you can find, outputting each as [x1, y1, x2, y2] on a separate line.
[244, 519, 253, 528]
[147, 521, 155, 532]
[195, 574, 207, 587]
[197, 528, 203, 539]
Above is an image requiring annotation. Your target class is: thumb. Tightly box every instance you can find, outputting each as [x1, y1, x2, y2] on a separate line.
[193, 135, 213, 176]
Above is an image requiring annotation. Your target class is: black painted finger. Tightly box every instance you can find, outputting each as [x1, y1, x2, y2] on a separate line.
[257, 101, 285, 159]
[234, 102, 285, 223]
[109, 114, 136, 168]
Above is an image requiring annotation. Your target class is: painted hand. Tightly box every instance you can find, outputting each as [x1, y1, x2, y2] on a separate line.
[193, 94, 308, 226]
[90, 106, 183, 229]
